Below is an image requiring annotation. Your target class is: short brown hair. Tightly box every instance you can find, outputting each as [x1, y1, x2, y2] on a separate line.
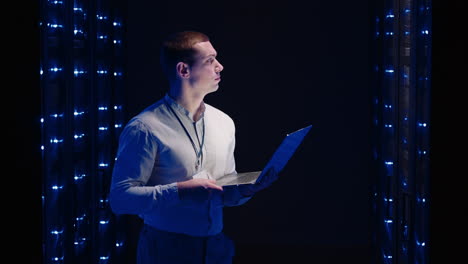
[160, 31, 210, 80]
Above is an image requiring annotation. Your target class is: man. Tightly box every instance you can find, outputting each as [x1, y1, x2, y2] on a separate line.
[109, 31, 277, 264]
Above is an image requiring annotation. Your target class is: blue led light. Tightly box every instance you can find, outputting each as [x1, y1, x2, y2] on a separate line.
[384, 124, 392, 128]
[74, 174, 86, 181]
[97, 70, 108, 75]
[421, 30, 429, 35]
[47, 23, 64, 29]
[74, 69, 86, 76]
[385, 31, 394, 36]
[51, 185, 64, 190]
[48, 0, 63, 4]
[51, 229, 63, 235]
[114, 72, 123, 77]
[50, 138, 64, 144]
[114, 124, 122, 128]
[50, 113, 64, 118]
[74, 133, 85, 139]
[385, 68, 394, 73]
[99, 220, 109, 225]
[74, 29, 84, 35]
[98, 127, 108, 131]
[100, 256, 109, 260]
[115, 242, 124, 247]
[113, 40, 122, 44]
[74, 110, 85, 116]
[98, 35, 108, 40]
[418, 122, 428, 127]
[98, 106, 108, 111]
[384, 219, 393, 224]
[113, 22, 122, 27]
[96, 15, 108, 20]
[98, 163, 109, 167]
[49, 67, 63, 72]
[114, 105, 122, 110]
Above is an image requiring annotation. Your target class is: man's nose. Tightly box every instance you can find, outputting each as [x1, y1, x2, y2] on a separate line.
[216, 60, 224, 72]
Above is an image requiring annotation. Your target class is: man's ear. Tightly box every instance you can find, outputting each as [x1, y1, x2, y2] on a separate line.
[176, 62, 190, 78]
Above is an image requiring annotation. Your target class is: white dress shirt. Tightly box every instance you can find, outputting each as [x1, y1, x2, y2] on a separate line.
[110, 94, 250, 237]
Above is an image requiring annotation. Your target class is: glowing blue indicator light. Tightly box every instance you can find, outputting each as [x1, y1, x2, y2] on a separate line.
[51, 229, 63, 235]
[47, 23, 63, 29]
[417, 241, 426, 247]
[50, 138, 64, 144]
[98, 106, 108, 111]
[49, 67, 63, 72]
[74, 133, 85, 139]
[52, 185, 63, 190]
[74, 174, 86, 181]
[99, 163, 109, 167]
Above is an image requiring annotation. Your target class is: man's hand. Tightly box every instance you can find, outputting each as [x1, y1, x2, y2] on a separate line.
[238, 167, 279, 197]
[177, 171, 223, 202]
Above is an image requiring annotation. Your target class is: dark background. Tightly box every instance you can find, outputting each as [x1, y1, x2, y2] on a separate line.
[8, 0, 464, 263]
[124, 0, 373, 262]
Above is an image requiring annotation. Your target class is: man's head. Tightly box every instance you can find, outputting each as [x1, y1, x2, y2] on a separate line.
[160, 31, 223, 94]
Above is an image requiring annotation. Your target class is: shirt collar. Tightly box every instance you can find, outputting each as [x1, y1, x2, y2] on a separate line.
[164, 94, 205, 122]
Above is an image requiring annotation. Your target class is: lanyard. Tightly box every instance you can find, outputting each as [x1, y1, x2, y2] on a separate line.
[165, 99, 205, 171]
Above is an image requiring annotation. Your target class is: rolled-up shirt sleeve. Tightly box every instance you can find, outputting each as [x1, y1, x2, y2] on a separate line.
[109, 119, 179, 215]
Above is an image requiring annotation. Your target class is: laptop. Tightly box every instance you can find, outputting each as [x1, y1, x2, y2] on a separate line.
[216, 125, 312, 187]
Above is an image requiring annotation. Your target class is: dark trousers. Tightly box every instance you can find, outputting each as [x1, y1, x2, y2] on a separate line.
[137, 224, 235, 264]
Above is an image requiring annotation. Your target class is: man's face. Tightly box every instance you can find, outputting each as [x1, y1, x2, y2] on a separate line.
[188, 41, 224, 94]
